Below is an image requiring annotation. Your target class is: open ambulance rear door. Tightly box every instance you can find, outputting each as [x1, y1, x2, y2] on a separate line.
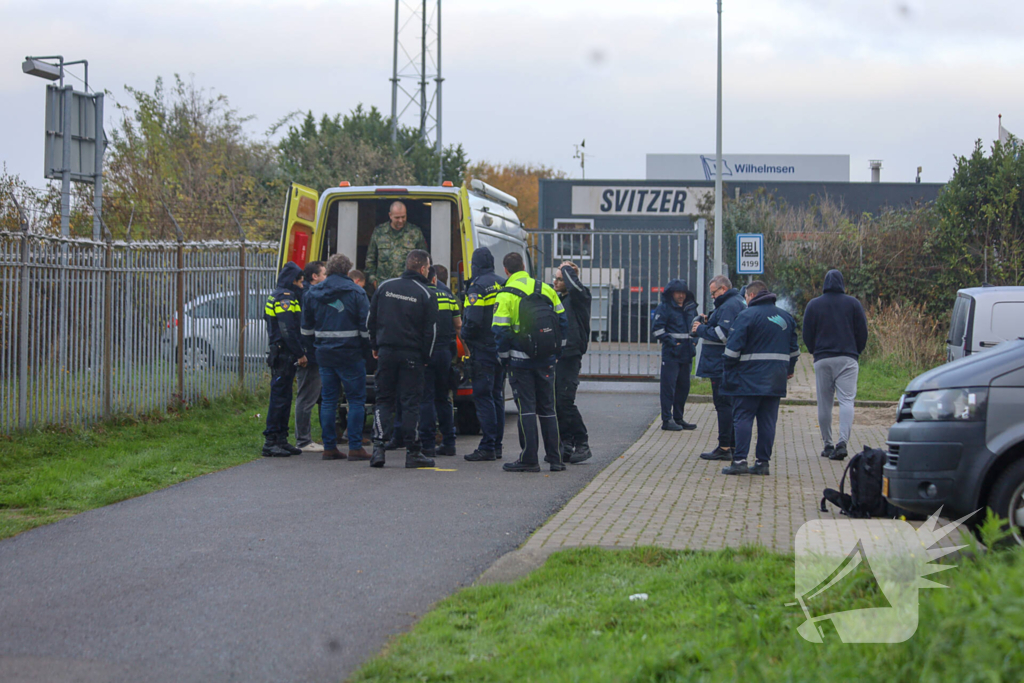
[278, 183, 319, 270]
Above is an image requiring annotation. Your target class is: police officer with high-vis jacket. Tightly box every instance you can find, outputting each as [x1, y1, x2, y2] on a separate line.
[693, 275, 746, 461]
[492, 252, 568, 473]
[460, 247, 507, 462]
[262, 261, 307, 458]
[367, 249, 438, 469]
[720, 280, 800, 476]
[651, 279, 699, 432]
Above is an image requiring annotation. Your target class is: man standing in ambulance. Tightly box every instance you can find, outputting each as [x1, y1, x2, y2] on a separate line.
[365, 201, 428, 286]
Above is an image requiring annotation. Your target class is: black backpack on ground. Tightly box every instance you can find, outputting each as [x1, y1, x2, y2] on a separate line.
[508, 279, 560, 360]
[820, 446, 897, 519]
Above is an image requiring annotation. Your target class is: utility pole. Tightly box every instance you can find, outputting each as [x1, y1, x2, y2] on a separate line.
[574, 140, 587, 180]
[713, 0, 724, 277]
[390, 0, 443, 181]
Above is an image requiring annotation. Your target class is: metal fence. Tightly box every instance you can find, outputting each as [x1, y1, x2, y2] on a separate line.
[530, 228, 707, 379]
[0, 231, 279, 433]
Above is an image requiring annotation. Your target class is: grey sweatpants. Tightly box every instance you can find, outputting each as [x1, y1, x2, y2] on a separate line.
[814, 357, 859, 447]
[295, 363, 322, 445]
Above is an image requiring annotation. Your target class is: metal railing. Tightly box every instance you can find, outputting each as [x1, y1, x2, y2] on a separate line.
[529, 229, 706, 380]
[0, 231, 278, 433]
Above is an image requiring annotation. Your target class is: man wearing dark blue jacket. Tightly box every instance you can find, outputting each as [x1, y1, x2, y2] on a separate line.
[802, 269, 868, 461]
[651, 279, 699, 431]
[693, 275, 746, 460]
[720, 281, 800, 475]
[262, 261, 307, 457]
[302, 253, 371, 461]
[461, 247, 507, 462]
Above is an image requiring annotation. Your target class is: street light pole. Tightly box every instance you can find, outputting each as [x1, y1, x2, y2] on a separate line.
[713, 0, 724, 277]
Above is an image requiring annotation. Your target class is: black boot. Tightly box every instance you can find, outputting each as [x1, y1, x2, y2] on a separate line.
[464, 449, 496, 462]
[370, 446, 386, 468]
[700, 447, 733, 461]
[662, 420, 684, 432]
[405, 449, 435, 469]
[275, 435, 302, 455]
[820, 444, 835, 458]
[675, 419, 698, 430]
[570, 439, 593, 463]
[436, 444, 457, 456]
[503, 461, 541, 473]
[829, 442, 848, 461]
[749, 460, 770, 476]
[262, 436, 291, 458]
[560, 439, 575, 463]
[494, 446, 503, 460]
[544, 455, 566, 472]
[721, 460, 749, 475]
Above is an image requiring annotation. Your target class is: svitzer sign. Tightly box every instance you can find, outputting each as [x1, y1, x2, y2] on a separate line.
[571, 185, 712, 217]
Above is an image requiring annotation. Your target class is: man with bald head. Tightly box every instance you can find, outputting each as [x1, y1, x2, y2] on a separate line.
[365, 201, 428, 286]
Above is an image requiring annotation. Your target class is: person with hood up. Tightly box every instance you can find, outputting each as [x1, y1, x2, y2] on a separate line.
[553, 261, 593, 463]
[651, 278, 699, 431]
[460, 247, 507, 462]
[720, 281, 800, 476]
[692, 274, 746, 461]
[262, 261, 307, 457]
[802, 269, 868, 461]
[302, 253, 371, 461]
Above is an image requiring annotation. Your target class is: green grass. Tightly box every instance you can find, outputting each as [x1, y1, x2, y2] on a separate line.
[856, 358, 925, 403]
[352, 542, 1024, 682]
[0, 389, 271, 540]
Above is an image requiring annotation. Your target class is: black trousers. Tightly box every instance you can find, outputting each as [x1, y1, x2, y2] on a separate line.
[555, 355, 587, 445]
[470, 359, 505, 452]
[509, 365, 560, 466]
[264, 354, 297, 439]
[419, 348, 456, 452]
[373, 347, 425, 452]
[710, 377, 735, 448]
[659, 357, 691, 423]
[732, 395, 781, 464]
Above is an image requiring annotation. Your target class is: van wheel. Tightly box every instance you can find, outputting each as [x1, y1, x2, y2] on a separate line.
[986, 459, 1024, 546]
[456, 402, 480, 435]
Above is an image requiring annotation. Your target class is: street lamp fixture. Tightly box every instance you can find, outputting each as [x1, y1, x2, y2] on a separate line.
[22, 58, 61, 81]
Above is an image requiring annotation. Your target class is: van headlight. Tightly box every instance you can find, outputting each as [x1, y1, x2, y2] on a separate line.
[911, 388, 988, 422]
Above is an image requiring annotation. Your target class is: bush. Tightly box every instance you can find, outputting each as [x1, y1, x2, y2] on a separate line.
[863, 302, 945, 369]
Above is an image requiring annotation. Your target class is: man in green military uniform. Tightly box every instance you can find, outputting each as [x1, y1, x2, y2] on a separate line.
[365, 201, 428, 285]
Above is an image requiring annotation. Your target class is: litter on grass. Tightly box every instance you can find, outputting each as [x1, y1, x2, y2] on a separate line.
[629, 593, 648, 602]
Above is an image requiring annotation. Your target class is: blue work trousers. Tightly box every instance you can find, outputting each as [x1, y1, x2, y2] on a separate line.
[471, 359, 505, 452]
[732, 395, 781, 465]
[319, 359, 367, 452]
[659, 358, 691, 424]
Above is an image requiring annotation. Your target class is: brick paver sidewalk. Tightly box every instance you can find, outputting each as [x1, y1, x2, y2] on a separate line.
[525, 402, 897, 553]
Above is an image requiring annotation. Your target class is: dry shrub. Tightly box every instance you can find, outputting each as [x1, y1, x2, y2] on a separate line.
[864, 302, 945, 369]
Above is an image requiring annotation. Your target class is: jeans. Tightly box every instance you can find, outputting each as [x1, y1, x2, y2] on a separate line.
[471, 359, 505, 452]
[710, 377, 734, 449]
[509, 365, 560, 466]
[419, 349, 456, 452]
[294, 362, 322, 446]
[659, 357, 691, 423]
[319, 359, 367, 452]
[814, 357, 859, 447]
[732, 395, 781, 464]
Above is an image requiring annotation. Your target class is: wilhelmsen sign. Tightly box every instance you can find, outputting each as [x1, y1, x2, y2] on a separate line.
[647, 154, 850, 183]
[571, 185, 712, 216]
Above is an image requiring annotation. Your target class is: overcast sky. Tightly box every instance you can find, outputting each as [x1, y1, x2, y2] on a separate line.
[2, 0, 1022, 188]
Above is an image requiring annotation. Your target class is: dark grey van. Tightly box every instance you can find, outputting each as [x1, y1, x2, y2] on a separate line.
[884, 339, 1024, 542]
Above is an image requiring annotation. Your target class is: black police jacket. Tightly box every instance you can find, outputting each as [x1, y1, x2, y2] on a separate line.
[461, 247, 505, 365]
[264, 261, 306, 359]
[559, 265, 592, 358]
[431, 281, 461, 349]
[367, 269, 438, 360]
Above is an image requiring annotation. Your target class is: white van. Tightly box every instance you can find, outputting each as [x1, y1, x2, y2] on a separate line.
[276, 179, 529, 433]
[947, 286, 1024, 361]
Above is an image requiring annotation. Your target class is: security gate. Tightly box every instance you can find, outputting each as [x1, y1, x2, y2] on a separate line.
[529, 227, 706, 379]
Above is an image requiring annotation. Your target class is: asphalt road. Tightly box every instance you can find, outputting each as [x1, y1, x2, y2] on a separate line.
[0, 389, 659, 683]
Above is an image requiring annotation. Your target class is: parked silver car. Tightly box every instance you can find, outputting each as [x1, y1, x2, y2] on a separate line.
[161, 290, 272, 369]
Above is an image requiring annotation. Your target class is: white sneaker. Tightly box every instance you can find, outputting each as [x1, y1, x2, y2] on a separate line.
[300, 442, 325, 453]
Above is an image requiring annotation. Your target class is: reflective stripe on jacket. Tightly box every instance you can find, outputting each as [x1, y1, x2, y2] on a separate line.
[492, 270, 568, 368]
[721, 291, 800, 397]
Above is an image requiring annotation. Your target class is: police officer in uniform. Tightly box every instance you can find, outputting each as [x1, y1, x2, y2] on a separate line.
[418, 264, 461, 457]
[461, 247, 507, 462]
[720, 280, 800, 476]
[492, 252, 568, 473]
[693, 275, 746, 461]
[262, 261, 307, 457]
[364, 201, 428, 286]
[367, 249, 439, 468]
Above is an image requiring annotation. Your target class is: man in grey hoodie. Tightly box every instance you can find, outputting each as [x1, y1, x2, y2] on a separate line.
[802, 269, 868, 461]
